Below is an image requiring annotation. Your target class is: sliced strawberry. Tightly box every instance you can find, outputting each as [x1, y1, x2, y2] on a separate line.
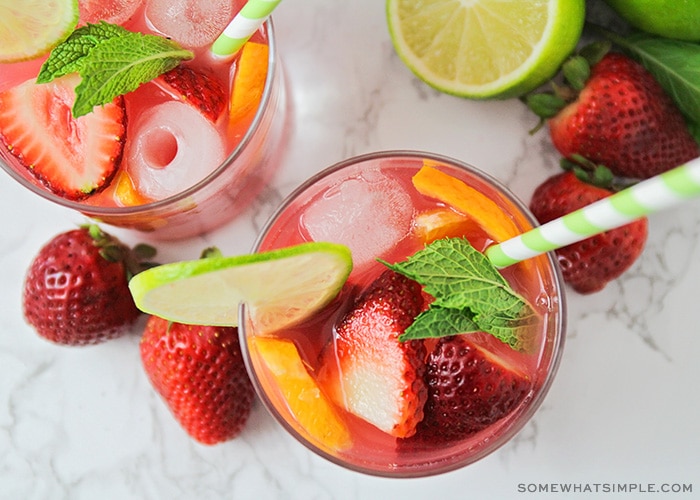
[0, 74, 126, 201]
[156, 65, 227, 123]
[318, 269, 427, 439]
[412, 335, 532, 443]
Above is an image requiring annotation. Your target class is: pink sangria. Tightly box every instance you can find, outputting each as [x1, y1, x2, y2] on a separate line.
[0, 0, 286, 239]
[241, 151, 566, 477]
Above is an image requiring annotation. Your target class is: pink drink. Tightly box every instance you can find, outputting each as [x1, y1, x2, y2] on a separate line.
[0, 1, 286, 239]
[241, 152, 566, 477]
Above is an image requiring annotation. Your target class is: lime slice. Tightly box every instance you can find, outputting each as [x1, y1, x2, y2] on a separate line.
[0, 0, 79, 63]
[386, 0, 585, 99]
[129, 242, 353, 333]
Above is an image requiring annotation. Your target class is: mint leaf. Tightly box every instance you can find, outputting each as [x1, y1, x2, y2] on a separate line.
[34, 22, 193, 117]
[37, 22, 129, 83]
[385, 237, 538, 351]
[399, 307, 481, 342]
[73, 32, 192, 117]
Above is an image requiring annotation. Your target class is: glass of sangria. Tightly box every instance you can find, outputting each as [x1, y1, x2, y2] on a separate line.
[239, 151, 566, 477]
[0, 0, 286, 239]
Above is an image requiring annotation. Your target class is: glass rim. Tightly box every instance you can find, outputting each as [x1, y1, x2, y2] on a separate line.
[0, 17, 279, 216]
[244, 149, 568, 478]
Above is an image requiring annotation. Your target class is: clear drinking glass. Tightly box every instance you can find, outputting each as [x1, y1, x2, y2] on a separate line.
[240, 151, 566, 477]
[0, 3, 286, 240]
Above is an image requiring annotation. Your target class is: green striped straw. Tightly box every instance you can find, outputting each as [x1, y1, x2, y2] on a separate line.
[211, 0, 283, 59]
[486, 157, 700, 268]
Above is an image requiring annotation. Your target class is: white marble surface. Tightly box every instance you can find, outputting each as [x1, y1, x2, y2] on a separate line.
[2, 1, 699, 498]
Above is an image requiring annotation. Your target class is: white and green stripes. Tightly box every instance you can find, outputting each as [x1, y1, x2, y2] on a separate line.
[486, 158, 700, 268]
[211, 0, 283, 59]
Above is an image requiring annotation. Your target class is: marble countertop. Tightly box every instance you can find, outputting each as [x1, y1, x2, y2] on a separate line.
[2, 1, 699, 498]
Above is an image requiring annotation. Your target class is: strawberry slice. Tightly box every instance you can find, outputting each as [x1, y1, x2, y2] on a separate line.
[318, 269, 428, 439]
[156, 65, 227, 123]
[413, 335, 531, 442]
[0, 74, 126, 201]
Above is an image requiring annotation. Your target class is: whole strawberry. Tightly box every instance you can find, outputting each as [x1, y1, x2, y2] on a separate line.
[530, 170, 648, 294]
[411, 335, 531, 443]
[530, 51, 699, 179]
[22, 225, 152, 346]
[140, 316, 254, 445]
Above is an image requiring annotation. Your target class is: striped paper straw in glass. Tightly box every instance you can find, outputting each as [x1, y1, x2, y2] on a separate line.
[486, 157, 700, 268]
[211, 0, 283, 59]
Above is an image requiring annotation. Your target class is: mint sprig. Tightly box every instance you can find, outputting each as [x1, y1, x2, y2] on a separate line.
[384, 237, 539, 351]
[37, 22, 194, 117]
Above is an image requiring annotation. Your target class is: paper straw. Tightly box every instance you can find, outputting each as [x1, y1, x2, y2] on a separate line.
[486, 157, 700, 268]
[211, 0, 283, 59]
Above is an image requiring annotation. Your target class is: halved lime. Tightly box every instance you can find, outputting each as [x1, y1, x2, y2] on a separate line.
[0, 0, 79, 63]
[129, 242, 353, 333]
[386, 0, 585, 99]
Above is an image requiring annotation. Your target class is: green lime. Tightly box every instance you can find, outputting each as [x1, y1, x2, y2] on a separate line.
[0, 0, 79, 63]
[386, 0, 585, 99]
[603, 0, 700, 41]
[129, 242, 353, 333]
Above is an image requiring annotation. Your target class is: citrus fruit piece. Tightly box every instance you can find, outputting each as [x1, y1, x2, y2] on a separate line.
[412, 164, 522, 242]
[413, 207, 482, 244]
[386, 0, 585, 99]
[0, 0, 79, 63]
[128, 242, 353, 333]
[229, 41, 269, 128]
[602, 0, 700, 41]
[251, 337, 352, 452]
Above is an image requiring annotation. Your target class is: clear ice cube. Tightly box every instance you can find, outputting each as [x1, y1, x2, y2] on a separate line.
[301, 169, 413, 267]
[145, 0, 235, 48]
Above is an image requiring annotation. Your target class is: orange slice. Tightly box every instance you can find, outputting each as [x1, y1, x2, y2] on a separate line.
[113, 170, 151, 206]
[412, 164, 521, 243]
[413, 207, 483, 244]
[251, 337, 352, 452]
[229, 41, 269, 129]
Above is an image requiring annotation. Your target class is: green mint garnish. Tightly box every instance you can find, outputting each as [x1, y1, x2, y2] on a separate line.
[384, 237, 539, 351]
[36, 22, 194, 118]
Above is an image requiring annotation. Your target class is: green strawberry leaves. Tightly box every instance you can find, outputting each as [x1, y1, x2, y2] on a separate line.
[37, 22, 193, 117]
[383, 238, 538, 351]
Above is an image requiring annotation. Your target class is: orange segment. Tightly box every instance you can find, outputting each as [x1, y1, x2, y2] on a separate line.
[112, 170, 152, 206]
[229, 42, 269, 129]
[412, 164, 520, 243]
[251, 337, 352, 452]
[414, 207, 482, 244]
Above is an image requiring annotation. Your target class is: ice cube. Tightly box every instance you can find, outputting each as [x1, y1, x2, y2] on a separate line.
[301, 169, 413, 267]
[145, 0, 235, 48]
[125, 101, 225, 200]
[79, 0, 142, 24]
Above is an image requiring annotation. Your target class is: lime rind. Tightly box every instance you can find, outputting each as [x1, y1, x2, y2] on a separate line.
[129, 242, 353, 333]
[0, 0, 79, 63]
[386, 0, 585, 99]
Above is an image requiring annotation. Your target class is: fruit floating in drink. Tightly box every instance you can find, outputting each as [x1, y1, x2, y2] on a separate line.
[240, 152, 566, 476]
[0, 0, 285, 239]
[127, 151, 566, 476]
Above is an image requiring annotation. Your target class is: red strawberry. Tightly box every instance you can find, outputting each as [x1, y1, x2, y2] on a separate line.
[318, 269, 427, 439]
[0, 74, 126, 200]
[546, 52, 699, 179]
[412, 335, 531, 442]
[157, 65, 227, 122]
[140, 316, 255, 445]
[530, 170, 648, 294]
[22, 225, 151, 346]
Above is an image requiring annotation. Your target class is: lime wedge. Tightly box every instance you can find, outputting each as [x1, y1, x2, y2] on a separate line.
[0, 0, 79, 63]
[129, 242, 353, 333]
[386, 0, 585, 99]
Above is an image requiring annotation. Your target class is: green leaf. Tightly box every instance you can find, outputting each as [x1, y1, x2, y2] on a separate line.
[384, 238, 538, 350]
[399, 307, 481, 342]
[73, 32, 192, 116]
[593, 25, 700, 125]
[37, 22, 130, 83]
